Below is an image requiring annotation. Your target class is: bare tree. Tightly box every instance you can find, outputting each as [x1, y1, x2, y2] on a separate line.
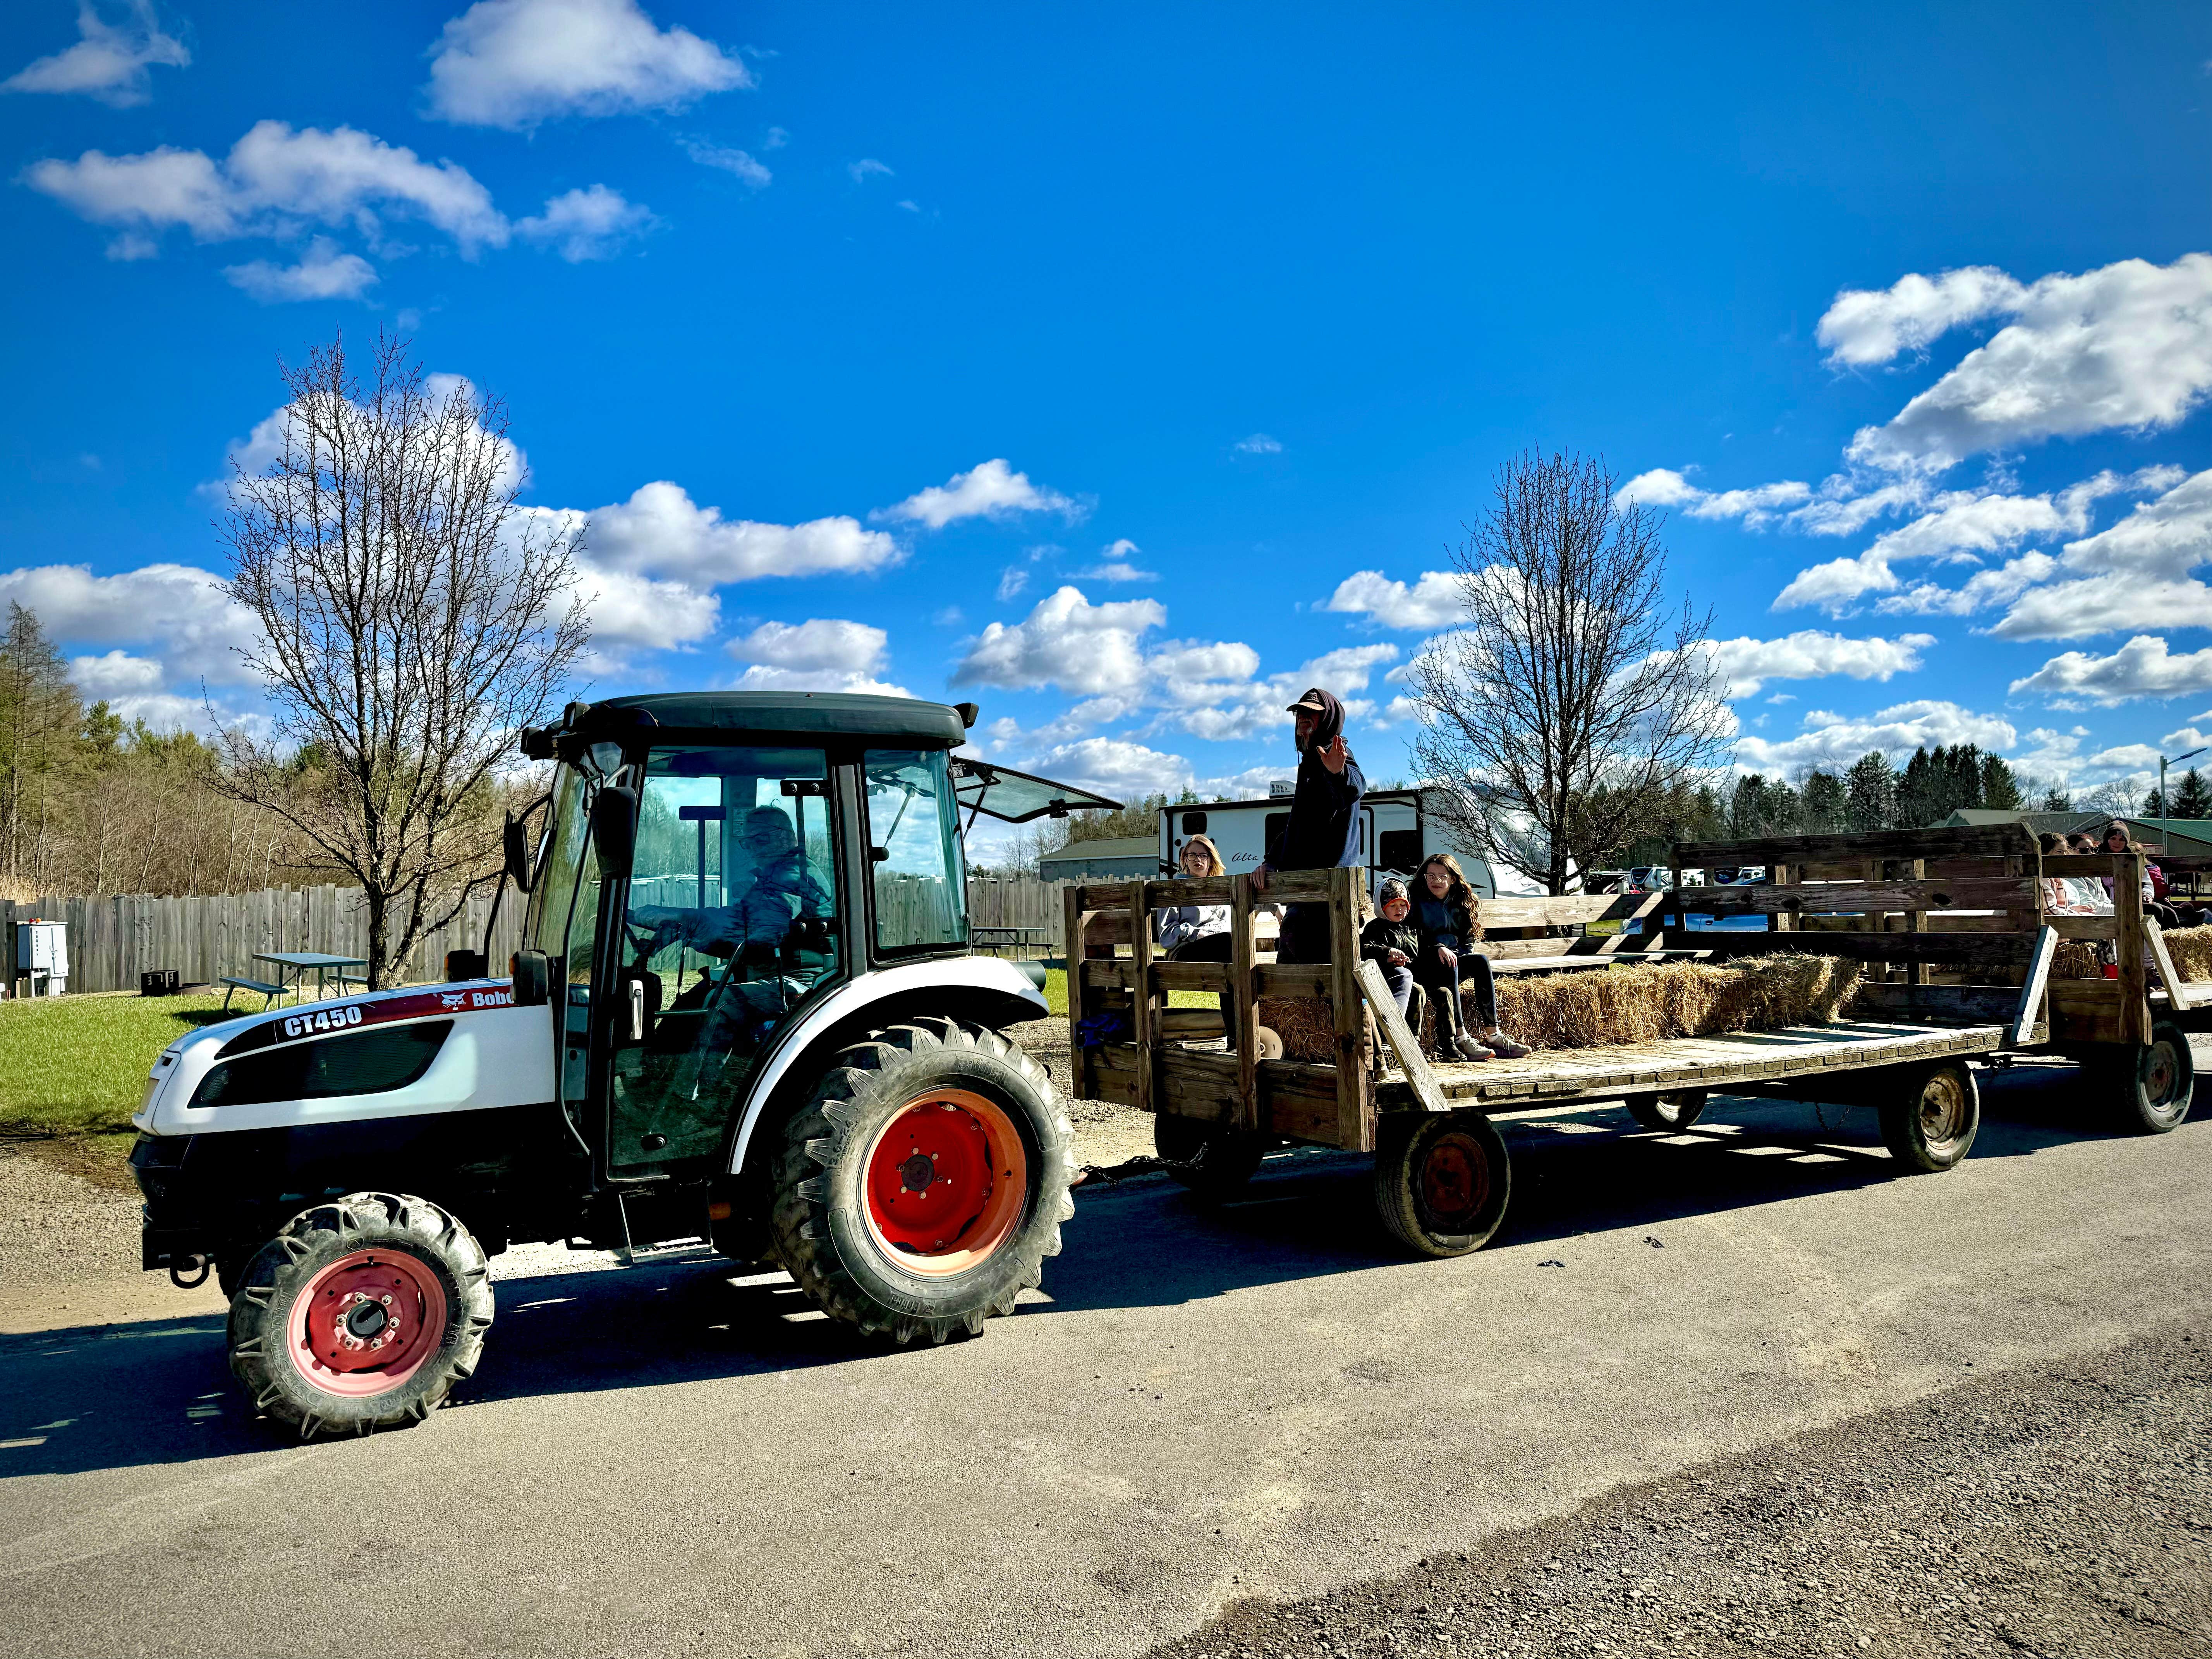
[1407, 448, 1732, 893]
[216, 332, 589, 987]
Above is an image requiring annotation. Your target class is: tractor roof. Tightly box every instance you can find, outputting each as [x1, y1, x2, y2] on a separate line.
[590, 690, 969, 748]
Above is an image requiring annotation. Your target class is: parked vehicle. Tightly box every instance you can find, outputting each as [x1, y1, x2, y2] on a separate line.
[1156, 787, 1536, 901]
[130, 692, 1116, 1437]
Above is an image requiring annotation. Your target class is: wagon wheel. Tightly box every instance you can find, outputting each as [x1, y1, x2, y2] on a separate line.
[1623, 1090, 1707, 1132]
[1877, 1060, 1979, 1173]
[1372, 1111, 1511, 1258]
[2105, 1019, 2194, 1135]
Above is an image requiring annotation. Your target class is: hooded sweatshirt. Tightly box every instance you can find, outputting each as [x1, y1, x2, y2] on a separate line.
[1263, 687, 1367, 872]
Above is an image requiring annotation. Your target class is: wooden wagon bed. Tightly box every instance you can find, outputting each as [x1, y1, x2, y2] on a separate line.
[1395, 1018, 2022, 1113]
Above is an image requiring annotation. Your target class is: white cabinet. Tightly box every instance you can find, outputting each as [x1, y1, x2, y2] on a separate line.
[16, 921, 68, 996]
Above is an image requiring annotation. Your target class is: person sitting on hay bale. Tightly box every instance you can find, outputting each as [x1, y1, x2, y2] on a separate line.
[1361, 878, 1423, 1022]
[1252, 687, 1364, 964]
[1413, 853, 1530, 1063]
[1159, 834, 1231, 960]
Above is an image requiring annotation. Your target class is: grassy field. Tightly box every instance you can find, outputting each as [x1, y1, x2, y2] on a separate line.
[1033, 966, 1212, 1018]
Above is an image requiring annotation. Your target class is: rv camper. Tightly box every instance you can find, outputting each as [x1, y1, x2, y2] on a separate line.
[1156, 786, 1536, 899]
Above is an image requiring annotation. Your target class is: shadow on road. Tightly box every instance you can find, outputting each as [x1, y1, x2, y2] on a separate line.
[0, 1054, 2186, 1484]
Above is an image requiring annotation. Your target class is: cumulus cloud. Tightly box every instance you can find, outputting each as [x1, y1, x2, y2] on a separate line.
[2008, 635, 2212, 707]
[69, 649, 165, 699]
[1734, 699, 2018, 775]
[516, 184, 657, 261]
[1322, 570, 1462, 631]
[874, 458, 1079, 530]
[1697, 630, 1936, 699]
[955, 587, 1164, 698]
[0, 562, 257, 681]
[1078, 540, 1156, 582]
[1021, 737, 1194, 802]
[584, 482, 902, 586]
[1612, 469, 1813, 527]
[1233, 433, 1282, 454]
[571, 559, 719, 656]
[426, 0, 749, 129]
[1840, 255, 2212, 472]
[4, 0, 187, 106]
[681, 138, 770, 186]
[27, 120, 510, 258]
[725, 617, 907, 696]
[1814, 266, 2028, 367]
[222, 236, 378, 303]
[1986, 468, 2212, 639]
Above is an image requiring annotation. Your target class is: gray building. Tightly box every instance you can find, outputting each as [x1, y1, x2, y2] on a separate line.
[1037, 835, 1163, 882]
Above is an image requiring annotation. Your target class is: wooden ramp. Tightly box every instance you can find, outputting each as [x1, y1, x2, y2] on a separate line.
[1382, 1019, 2024, 1114]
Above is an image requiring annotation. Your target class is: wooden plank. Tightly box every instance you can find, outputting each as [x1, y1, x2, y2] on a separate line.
[1848, 982, 2030, 1025]
[1357, 958, 1449, 1115]
[1159, 1047, 1241, 1121]
[1771, 862, 1793, 935]
[1126, 880, 1155, 1117]
[1690, 930, 2035, 967]
[1474, 892, 1664, 931]
[1907, 856, 1929, 989]
[1153, 961, 1230, 994]
[1230, 861, 1259, 1134]
[2144, 919, 2199, 1012]
[1329, 867, 1372, 1152]
[2049, 915, 2119, 940]
[1081, 959, 1135, 990]
[2011, 925, 2058, 1047]
[1143, 875, 1232, 908]
[1158, 1008, 1226, 1039]
[1668, 876, 2035, 917]
[2048, 977, 2124, 1044]
[2116, 855, 2148, 1046]
[1674, 824, 2036, 865]
[1255, 962, 1331, 998]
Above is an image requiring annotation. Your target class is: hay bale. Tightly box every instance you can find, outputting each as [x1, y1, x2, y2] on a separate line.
[1257, 994, 1338, 1063]
[2052, 939, 2103, 980]
[2162, 924, 2212, 982]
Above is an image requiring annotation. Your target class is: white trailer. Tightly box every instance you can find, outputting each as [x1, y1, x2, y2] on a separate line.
[1156, 787, 1540, 899]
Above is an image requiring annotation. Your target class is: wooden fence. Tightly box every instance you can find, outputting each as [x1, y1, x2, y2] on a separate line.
[0, 876, 1084, 996]
[0, 886, 527, 996]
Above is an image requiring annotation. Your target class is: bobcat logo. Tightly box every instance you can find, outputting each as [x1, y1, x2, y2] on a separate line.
[439, 992, 468, 1011]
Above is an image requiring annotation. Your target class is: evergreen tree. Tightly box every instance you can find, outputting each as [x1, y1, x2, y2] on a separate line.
[2040, 786, 2071, 811]
[1896, 747, 1935, 826]
[1843, 750, 1897, 831]
[1729, 773, 1800, 838]
[1978, 752, 2023, 811]
[2175, 768, 2212, 819]
[1800, 769, 1847, 832]
[2144, 785, 2168, 816]
[0, 602, 84, 885]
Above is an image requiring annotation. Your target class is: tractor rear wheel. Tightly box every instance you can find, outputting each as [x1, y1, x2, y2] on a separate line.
[1372, 1111, 1511, 1258]
[770, 1018, 1075, 1345]
[227, 1191, 493, 1439]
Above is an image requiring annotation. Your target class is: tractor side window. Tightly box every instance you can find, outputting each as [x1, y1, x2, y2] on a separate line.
[605, 747, 840, 1176]
[865, 749, 967, 954]
[528, 765, 591, 958]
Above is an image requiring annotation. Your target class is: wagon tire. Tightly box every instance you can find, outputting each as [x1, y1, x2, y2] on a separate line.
[1154, 1113, 1267, 1203]
[2108, 1020, 2194, 1135]
[1372, 1110, 1511, 1258]
[1624, 1090, 1707, 1132]
[1878, 1060, 1979, 1173]
[770, 1019, 1075, 1345]
[227, 1191, 492, 1439]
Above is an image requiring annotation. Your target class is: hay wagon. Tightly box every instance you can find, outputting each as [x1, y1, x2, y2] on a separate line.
[1062, 824, 2202, 1255]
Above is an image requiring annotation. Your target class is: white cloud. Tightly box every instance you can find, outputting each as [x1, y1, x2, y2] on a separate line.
[517, 184, 656, 261]
[954, 587, 1165, 698]
[426, 0, 749, 129]
[2049, 466, 2212, 583]
[1233, 433, 1282, 454]
[3, 0, 188, 107]
[571, 559, 719, 656]
[1079, 540, 1156, 582]
[1734, 699, 2017, 774]
[222, 236, 378, 303]
[1322, 569, 1461, 631]
[726, 618, 907, 697]
[681, 138, 770, 186]
[847, 158, 894, 183]
[1614, 468, 1704, 508]
[1699, 630, 1936, 699]
[1984, 468, 2212, 639]
[1024, 737, 1194, 802]
[874, 458, 1079, 530]
[995, 566, 1028, 603]
[27, 120, 511, 257]
[583, 482, 902, 586]
[0, 562, 257, 681]
[1814, 266, 2028, 367]
[1877, 551, 2060, 617]
[1611, 469, 1812, 527]
[1842, 254, 2212, 472]
[70, 648, 164, 699]
[2008, 635, 2212, 706]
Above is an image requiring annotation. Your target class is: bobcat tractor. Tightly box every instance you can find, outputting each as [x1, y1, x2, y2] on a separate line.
[129, 692, 1115, 1437]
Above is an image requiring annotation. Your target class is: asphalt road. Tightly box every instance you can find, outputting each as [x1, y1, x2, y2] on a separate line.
[3, 1053, 2210, 1659]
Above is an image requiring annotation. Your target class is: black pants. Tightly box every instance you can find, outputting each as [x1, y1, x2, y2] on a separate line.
[1166, 932, 1232, 962]
[1275, 902, 1331, 965]
[1412, 951, 1497, 1036]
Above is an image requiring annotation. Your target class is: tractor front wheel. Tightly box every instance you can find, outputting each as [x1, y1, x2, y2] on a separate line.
[227, 1191, 493, 1438]
[771, 1018, 1075, 1345]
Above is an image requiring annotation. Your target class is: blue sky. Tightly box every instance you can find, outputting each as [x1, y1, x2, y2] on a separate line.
[3, 1, 2211, 849]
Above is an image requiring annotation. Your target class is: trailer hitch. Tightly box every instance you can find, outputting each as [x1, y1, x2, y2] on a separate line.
[168, 1253, 211, 1290]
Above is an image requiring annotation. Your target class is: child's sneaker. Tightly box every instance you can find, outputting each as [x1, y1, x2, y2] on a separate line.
[1484, 1033, 1530, 1060]
[1450, 1032, 1494, 1062]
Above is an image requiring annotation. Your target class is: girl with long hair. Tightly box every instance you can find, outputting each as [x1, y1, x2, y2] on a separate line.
[1413, 853, 1528, 1062]
[1158, 834, 1232, 959]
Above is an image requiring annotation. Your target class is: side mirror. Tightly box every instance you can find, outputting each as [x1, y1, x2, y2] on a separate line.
[503, 812, 535, 892]
[445, 948, 488, 982]
[510, 948, 551, 1007]
[591, 784, 638, 878]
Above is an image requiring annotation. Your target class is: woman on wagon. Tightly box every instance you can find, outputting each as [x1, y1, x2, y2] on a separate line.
[1413, 853, 1529, 1062]
[1158, 835, 1233, 960]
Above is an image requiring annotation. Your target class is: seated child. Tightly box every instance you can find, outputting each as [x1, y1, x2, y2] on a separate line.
[1360, 879, 1423, 1024]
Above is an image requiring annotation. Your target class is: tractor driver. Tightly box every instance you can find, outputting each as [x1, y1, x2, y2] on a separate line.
[635, 805, 833, 973]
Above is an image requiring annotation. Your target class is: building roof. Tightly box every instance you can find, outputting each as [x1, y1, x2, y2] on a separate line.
[1939, 807, 2212, 857]
[1038, 835, 1159, 866]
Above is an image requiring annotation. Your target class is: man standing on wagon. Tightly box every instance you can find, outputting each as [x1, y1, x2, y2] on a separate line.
[1253, 687, 1365, 963]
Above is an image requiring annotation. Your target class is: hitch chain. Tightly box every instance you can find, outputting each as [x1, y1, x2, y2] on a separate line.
[1070, 1154, 1193, 1188]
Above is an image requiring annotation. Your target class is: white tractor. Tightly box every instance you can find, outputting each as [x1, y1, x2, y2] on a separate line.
[129, 692, 1112, 1437]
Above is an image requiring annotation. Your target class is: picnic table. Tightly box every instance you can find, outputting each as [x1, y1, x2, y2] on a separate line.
[222, 950, 372, 1009]
[971, 924, 1050, 959]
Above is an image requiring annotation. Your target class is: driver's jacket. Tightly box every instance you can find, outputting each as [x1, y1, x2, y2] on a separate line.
[638, 849, 832, 958]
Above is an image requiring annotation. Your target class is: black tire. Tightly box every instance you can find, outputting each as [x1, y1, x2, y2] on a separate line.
[1372, 1111, 1511, 1258]
[1623, 1090, 1708, 1132]
[1878, 1060, 1979, 1173]
[1154, 1113, 1267, 1202]
[2109, 1020, 2195, 1134]
[227, 1191, 493, 1439]
[770, 1018, 1075, 1345]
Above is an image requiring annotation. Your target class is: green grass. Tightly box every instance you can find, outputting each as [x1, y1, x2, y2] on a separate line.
[0, 991, 239, 1138]
[1035, 966, 1214, 1018]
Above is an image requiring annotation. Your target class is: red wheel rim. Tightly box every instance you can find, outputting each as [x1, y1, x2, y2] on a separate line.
[288, 1248, 448, 1398]
[862, 1089, 1029, 1277]
[1419, 1131, 1491, 1231]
